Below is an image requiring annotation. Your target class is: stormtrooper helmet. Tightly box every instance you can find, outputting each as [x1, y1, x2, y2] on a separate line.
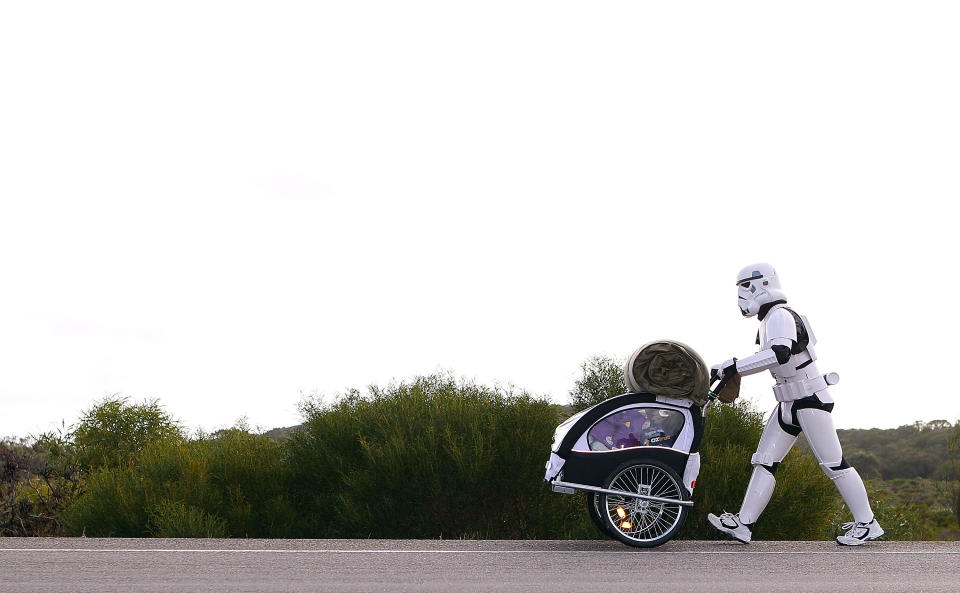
[736, 263, 787, 317]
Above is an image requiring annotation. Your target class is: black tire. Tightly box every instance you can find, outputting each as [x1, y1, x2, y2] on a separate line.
[598, 459, 688, 548]
[586, 493, 613, 537]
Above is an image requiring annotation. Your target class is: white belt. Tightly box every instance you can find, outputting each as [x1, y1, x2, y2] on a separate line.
[773, 372, 839, 402]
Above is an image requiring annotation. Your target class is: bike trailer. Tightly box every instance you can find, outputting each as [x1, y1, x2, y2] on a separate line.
[544, 392, 705, 547]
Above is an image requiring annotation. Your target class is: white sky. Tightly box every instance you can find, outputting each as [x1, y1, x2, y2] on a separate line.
[2, 1, 958, 438]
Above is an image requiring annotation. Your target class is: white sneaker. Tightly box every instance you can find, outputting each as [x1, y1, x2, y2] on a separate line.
[707, 512, 752, 543]
[836, 518, 884, 546]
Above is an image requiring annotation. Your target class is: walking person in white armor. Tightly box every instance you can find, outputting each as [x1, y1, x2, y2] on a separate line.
[707, 263, 883, 546]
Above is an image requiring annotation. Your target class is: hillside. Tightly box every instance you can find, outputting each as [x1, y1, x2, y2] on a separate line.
[263, 425, 301, 441]
[835, 421, 955, 480]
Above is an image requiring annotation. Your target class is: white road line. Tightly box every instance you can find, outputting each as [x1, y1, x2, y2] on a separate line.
[1, 549, 959, 555]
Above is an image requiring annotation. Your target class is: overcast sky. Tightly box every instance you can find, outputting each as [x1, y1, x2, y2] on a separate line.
[2, 1, 958, 438]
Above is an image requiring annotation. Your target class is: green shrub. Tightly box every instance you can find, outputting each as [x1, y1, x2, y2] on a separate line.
[954, 482, 960, 532]
[63, 428, 293, 538]
[1, 438, 74, 536]
[68, 397, 184, 472]
[285, 373, 594, 539]
[950, 423, 960, 529]
[149, 499, 229, 538]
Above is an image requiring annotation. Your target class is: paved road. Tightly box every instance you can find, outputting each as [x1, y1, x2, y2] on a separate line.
[2, 538, 959, 593]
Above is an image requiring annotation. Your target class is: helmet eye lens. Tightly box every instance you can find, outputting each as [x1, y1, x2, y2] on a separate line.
[739, 281, 751, 289]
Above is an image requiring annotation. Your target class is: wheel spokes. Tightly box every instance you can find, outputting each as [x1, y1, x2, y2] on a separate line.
[604, 464, 684, 543]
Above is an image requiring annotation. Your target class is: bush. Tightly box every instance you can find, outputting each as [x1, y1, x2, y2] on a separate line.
[63, 428, 293, 537]
[683, 400, 840, 540]
[35, 397, 184, 481]
[950, 423, 960, 529]
[72, 397, 184, 471]
[1, 438, 73, 536]
[285, 373, 594, 539]
[954, 482, 960, 532]
[149, 500, 229, 538]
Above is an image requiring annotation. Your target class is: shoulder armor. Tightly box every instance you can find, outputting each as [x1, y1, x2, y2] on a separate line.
[761, 307, 797, 345]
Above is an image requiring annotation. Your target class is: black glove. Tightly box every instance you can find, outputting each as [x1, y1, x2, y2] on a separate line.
[713, 358, 738, 381]
[722, 358, 738, 379]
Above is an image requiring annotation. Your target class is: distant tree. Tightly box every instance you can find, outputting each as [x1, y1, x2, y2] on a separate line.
[839, 423, 956, 480]
[569, 355, 625, 412]
[846, 450, 882, 480]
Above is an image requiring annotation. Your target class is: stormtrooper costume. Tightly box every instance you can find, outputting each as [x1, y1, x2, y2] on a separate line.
[706, 264, 883, 546]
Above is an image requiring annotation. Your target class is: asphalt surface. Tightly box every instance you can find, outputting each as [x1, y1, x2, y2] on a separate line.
[2, 538, 959, 593]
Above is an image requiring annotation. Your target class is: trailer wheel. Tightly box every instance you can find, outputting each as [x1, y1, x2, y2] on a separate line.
[599, 460, 688, 548]
[585, 493, 613, 536]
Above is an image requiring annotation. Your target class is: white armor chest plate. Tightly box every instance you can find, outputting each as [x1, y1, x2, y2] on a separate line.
[759, 305, 818, 383]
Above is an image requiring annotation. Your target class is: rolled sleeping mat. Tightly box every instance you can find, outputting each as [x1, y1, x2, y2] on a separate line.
[624, 340, 710, 406]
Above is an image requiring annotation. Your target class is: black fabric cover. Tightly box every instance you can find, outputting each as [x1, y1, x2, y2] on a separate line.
[562, 447, 690, 488]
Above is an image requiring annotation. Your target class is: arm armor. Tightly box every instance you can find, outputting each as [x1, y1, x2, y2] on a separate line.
[735, 349, 779, 375]
[735, 337, 793, 375]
